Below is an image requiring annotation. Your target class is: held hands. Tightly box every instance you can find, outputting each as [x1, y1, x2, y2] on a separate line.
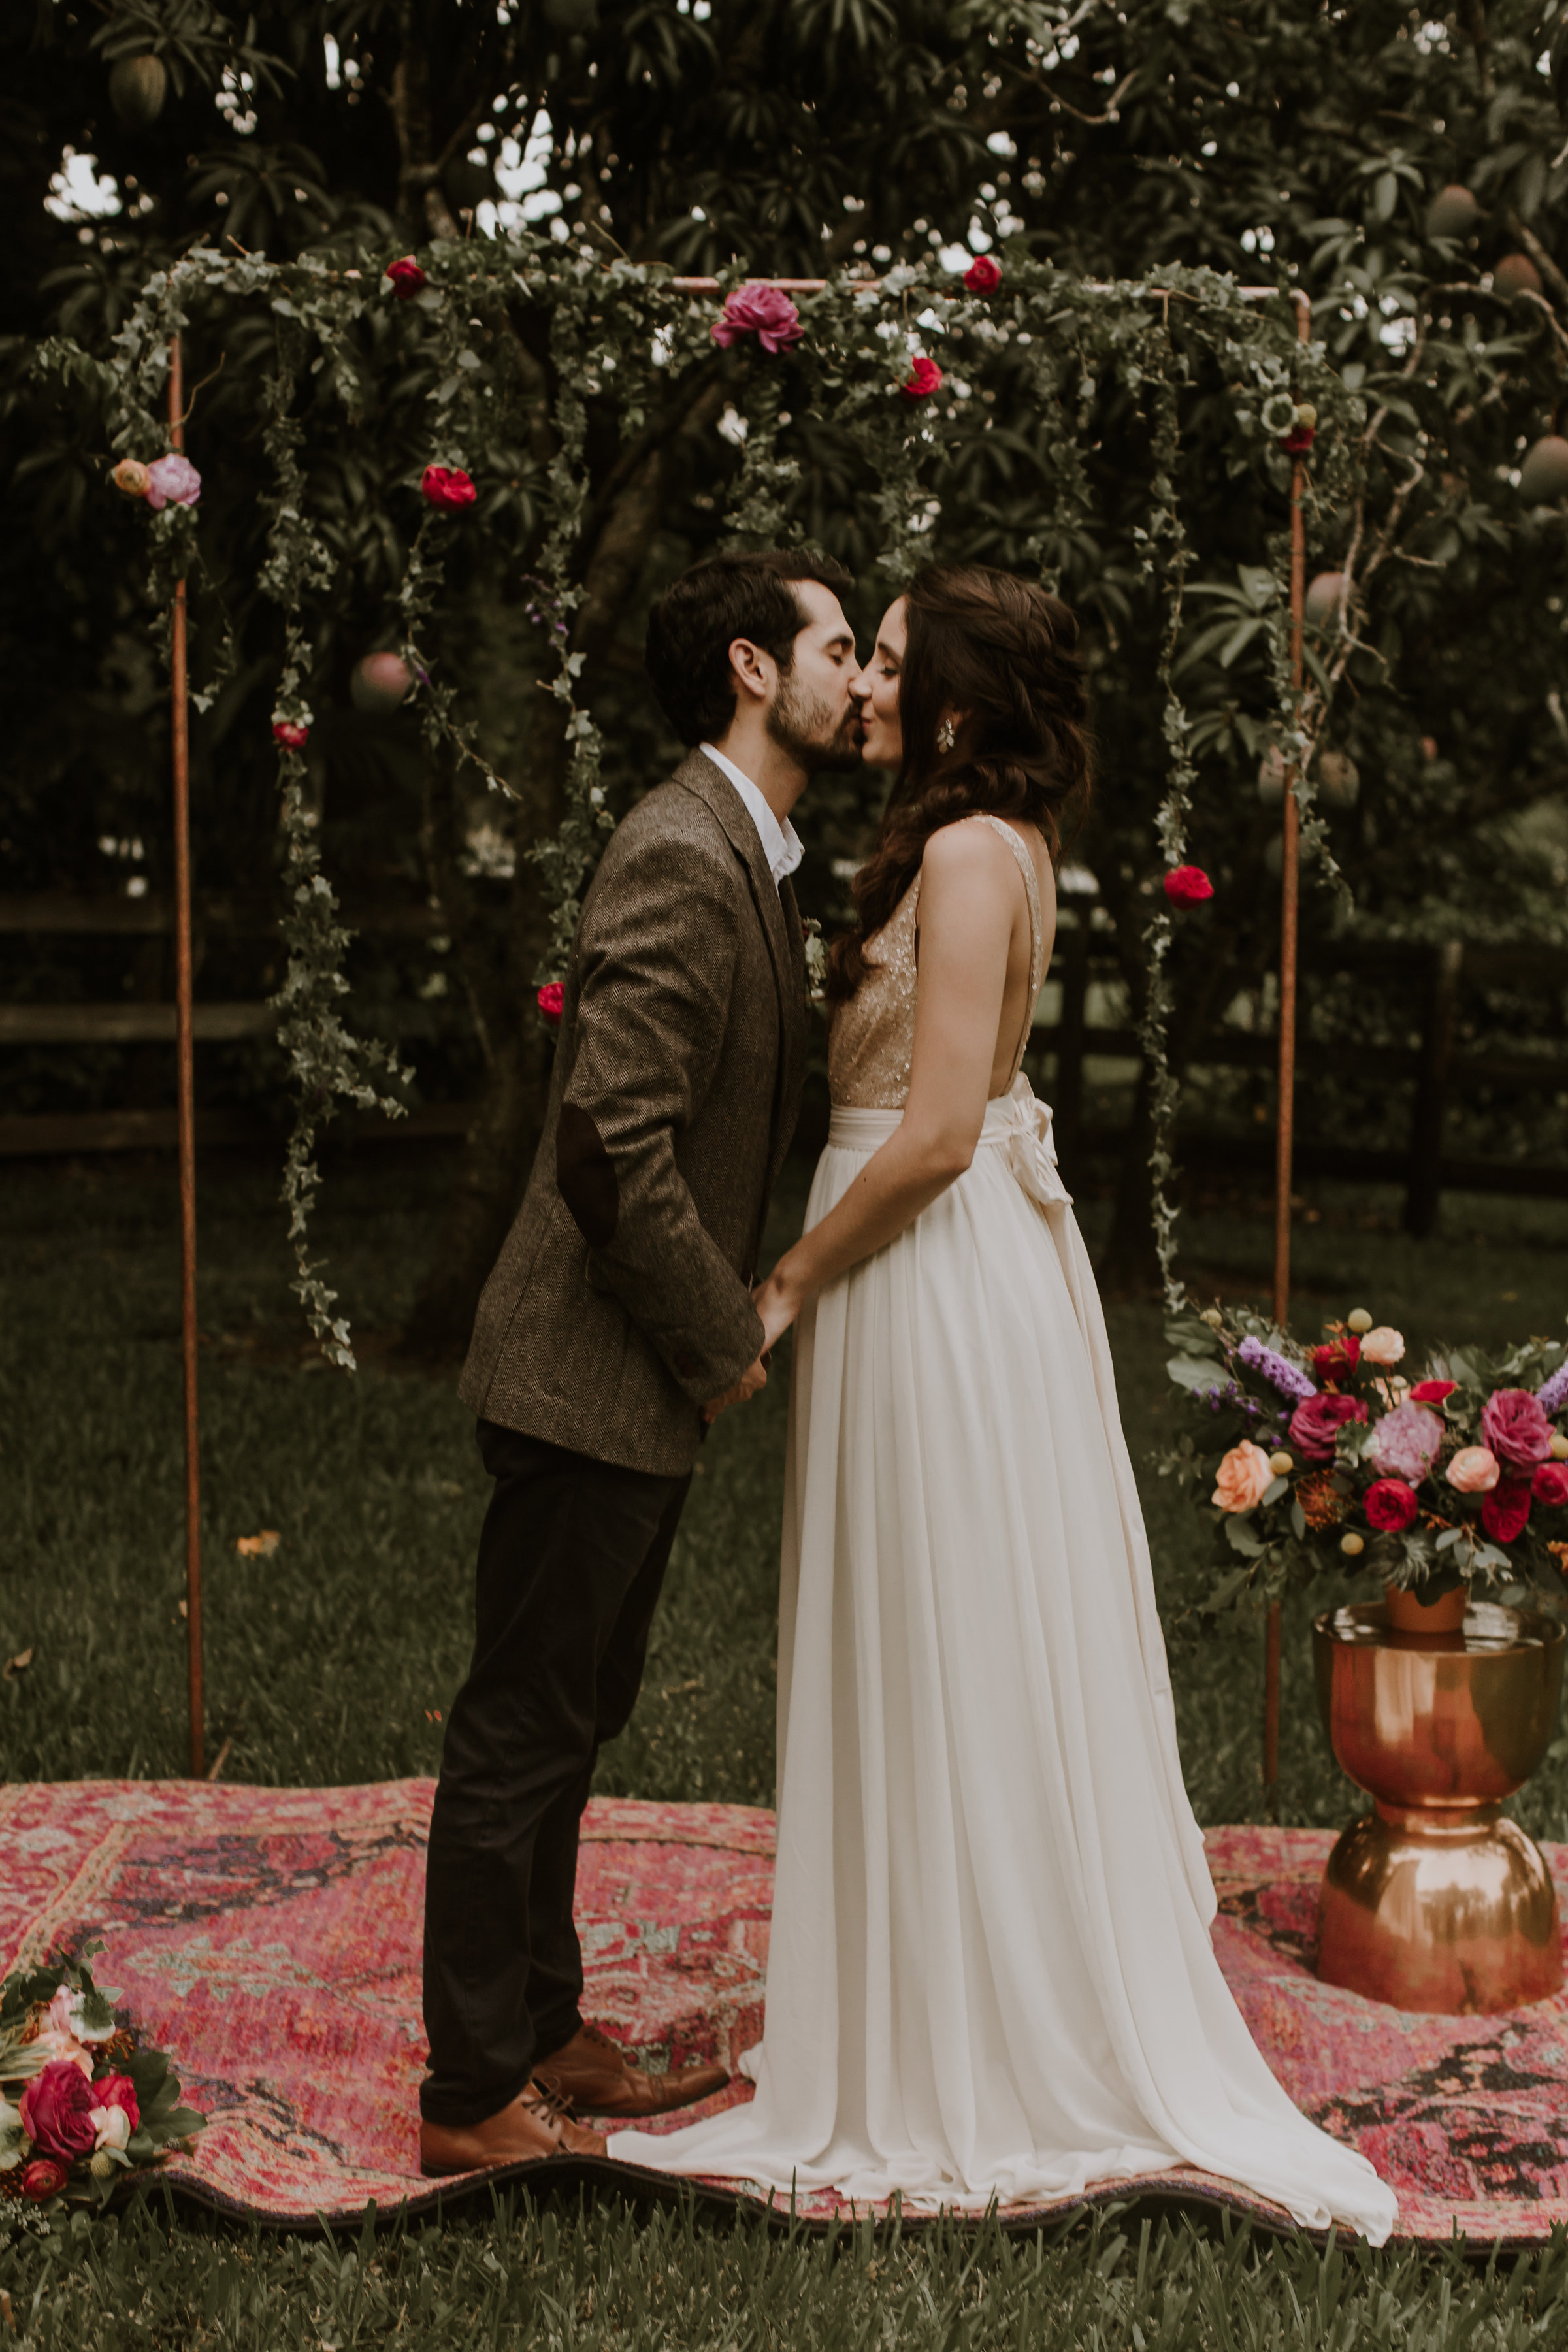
[699, 1266, 805, 1425]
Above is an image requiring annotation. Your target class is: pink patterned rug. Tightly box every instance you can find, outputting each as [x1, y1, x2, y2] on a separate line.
[5, 1781, 1568, 2244]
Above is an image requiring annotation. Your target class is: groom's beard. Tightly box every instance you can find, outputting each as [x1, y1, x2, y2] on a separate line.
[766, 670, 864, 774]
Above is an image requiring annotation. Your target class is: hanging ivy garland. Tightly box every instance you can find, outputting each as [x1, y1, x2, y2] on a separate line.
[36, 240, 1359, 1359]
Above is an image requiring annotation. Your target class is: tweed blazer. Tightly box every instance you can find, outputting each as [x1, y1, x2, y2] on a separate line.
[459, 749, 810, 1477]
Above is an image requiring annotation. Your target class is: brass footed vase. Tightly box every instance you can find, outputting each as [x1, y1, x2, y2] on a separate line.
[1313, 1599, 1566, 2014]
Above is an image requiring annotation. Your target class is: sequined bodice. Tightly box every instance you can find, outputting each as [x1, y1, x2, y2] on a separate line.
[828, 815, 1048, 1111]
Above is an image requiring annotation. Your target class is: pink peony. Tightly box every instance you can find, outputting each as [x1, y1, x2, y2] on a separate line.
[536, 982, 564, 1026]
[1364, 1478, 1420, 1533]
[1288, 1391, 1367, 1462]
[963, 255, 1002, 293]
[421, 465, 476, 512]
[386, 256, 427, 299]
[1162, 865, 1213, 908]
[1410, 1380, 1456, 1407]
[20, 2059, 98, 2162]
[90, 2071, 140, 2133]
[1481, 1478, 1531, 1544]
[1480, 1388, 1555, 1469]
[1360, 1326, 1405, 1365]
[22, 2157, 67, 2202]
[1368, 1402, 1444, 1484]
[1533, 1462, 1568, 1508]
[1447, 1445, 1501, 1494]
[144, 453, 201, 511]
[900, 355, 943, 400]
[711, 285, 803, 355]
[272, 719, 309, 750]
[1212, 1440, 1274, 1513]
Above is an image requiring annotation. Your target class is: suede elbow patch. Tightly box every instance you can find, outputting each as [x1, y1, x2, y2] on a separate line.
[557, 1103, 619, 1248]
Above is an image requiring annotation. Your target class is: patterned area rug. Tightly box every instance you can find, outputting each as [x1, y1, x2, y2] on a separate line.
[5, 1781, 1568, 2244]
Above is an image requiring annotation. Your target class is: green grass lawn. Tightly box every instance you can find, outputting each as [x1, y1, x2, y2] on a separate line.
[3, 1145, 1568, 2342]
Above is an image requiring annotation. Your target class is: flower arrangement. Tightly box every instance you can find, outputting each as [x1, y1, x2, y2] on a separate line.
[0, 1946, 204, 2208]
[1161, 1301, 1568, 1618]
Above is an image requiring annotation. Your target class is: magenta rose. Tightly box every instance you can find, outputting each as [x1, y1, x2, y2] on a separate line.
[900, 355, 943, 400]
[272, 719, 309, 750]
[20, 2058, 99, 2161]
[963, 255, 1002, 293]
[386, 256, 427, 299]
[711, 285, 803, 356]
[1162, 864, 1213, 908]
[1288, 1392, 1367, 1463]
[22, 2156, 68, 2202]
[536, 982, 564, 1027]
[1533, 1462, 1568, 1509]
[1481, 1478, 1532, 1544]
[1368, 1402, 1444, 1484]
[1364, 1478, 1420, 1533]
[144, 453, 201, 511]
[1481, 1388, 1555, 1469]
[91, 2070, 140, 2132]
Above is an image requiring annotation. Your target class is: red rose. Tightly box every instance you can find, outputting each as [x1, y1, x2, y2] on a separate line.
[1364, 1478, 1420, 1533]
[1480, 1478, 1532, 1544]
[22, 2156, 68, 2202]
[1162, 865, 1213, 908]
[1313, 1333, 1362, 1387]
[272, 719, 309, 750]
[1281, 425, 1316, 455]
[1288, 1392, 1367, 1462]
[1410, 1380, 1456, 1406]
[962, 255, 1002, 293]
[386, 257, 427, 300]
[900, 357, 943, 400]
[1480, 1387, 1555, 1469]
[421, 465, 476, 512]
[20, 2059, 98, 2162]
[1533, 1462, 1568, 1509]
[91, 2070, 140, 2132]
[536, 982, 564, 1027]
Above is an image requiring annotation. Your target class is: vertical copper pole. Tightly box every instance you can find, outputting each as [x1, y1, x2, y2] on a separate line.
[169, 332, 204, 1779]
[1262, 291, 1313, 1808]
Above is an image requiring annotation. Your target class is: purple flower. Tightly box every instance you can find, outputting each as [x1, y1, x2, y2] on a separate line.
[1367, 1401, 1445, 1484]
[1536, 1362, 1568, 1419]
[145, 453, 201, 510]
[1236, 1335, 1318, 1405]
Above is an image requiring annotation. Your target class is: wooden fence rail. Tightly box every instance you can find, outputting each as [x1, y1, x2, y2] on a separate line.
[4, 898, 1566, 1232]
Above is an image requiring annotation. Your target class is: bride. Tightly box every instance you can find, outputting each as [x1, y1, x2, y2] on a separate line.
[611, 564, 1396, 2240]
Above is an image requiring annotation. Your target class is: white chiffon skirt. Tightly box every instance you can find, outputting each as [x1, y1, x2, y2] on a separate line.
[611, 1081, 1396, 2240]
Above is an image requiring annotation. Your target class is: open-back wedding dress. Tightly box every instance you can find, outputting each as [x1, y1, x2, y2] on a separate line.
[612, 815, 1396, 2240]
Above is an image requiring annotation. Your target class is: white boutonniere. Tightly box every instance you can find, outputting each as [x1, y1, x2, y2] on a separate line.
[802, 915, 827, 1007]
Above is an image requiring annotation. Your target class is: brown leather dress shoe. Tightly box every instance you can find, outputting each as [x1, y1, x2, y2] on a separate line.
[532, 2021, 730, 2119]
[419, 2078, 608, 2176]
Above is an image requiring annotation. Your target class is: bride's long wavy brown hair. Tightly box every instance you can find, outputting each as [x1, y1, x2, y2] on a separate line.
[825, 564, 1093, 1007]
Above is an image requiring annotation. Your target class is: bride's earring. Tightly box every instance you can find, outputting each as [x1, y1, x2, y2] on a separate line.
[937, 718, 955, 753]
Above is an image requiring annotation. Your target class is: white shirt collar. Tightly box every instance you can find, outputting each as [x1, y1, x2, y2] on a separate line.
[699, 743, 804, 889]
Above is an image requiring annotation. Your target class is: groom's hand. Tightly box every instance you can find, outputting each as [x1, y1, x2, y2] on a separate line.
[702, 1352, 768, 1424]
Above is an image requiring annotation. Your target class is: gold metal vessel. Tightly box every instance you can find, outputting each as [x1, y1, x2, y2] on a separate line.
[1313, 1600, 1565, 2014]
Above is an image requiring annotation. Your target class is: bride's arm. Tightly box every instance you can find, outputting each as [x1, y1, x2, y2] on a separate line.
[751, 822, 1021, 1352]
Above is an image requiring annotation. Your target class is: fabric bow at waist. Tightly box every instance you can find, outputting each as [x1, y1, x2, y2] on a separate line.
[975, 1073, 1073, 1209]
[826, 1076, 1072, 1210]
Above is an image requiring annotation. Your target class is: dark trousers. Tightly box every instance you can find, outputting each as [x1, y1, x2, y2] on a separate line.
[419, 1421, 691, 2127]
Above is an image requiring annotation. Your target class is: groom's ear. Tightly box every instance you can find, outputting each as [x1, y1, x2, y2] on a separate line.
[727, 635, 776, 709]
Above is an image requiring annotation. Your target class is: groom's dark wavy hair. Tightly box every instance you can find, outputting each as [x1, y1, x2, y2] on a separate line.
[825, 564, 1093, 1007]
[645, 549, 854, 747]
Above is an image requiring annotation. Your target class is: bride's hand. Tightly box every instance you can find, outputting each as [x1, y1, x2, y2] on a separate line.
[753, 1266, 803, 1356]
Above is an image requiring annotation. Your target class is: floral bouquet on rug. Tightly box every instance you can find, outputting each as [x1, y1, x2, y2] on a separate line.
[1160, 1302, 1568, 1620]
[0, 1944, 204, 2208]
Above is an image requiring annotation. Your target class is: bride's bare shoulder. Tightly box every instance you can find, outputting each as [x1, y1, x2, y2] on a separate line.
[919, 817, 1020, 889]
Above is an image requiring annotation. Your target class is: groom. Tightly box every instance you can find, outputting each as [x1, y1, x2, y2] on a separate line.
[419, 549, 860, 2173]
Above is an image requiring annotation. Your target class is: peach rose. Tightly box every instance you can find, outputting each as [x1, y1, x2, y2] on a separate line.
[1447, 1445, 1501, 1494]
[1360, 1326, 1405, 1365]
[1213, 1441, 1275, 1513]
